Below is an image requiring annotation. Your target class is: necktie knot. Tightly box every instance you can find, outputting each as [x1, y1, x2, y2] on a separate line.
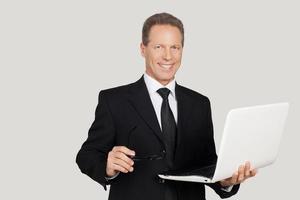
[157, 88, 171, 100]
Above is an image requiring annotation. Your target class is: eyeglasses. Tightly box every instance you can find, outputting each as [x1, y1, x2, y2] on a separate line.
[132, 152, 165, 161]
[127, 126, 166, 161]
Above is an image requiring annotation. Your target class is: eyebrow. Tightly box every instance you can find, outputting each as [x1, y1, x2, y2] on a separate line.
[153, 43, 182, 47]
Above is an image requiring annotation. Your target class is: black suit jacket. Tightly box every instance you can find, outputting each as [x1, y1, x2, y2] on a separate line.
[76, 76, 239, 200]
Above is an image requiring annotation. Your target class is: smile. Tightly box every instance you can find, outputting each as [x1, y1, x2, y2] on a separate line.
[158, 63, 174, 70]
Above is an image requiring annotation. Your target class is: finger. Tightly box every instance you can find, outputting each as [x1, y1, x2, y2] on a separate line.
[250, 169, 258, 177]
[111, 162, 131, 173]
[107, 152, 133, 172]
[109, 156, 133, 172]
[230, 172, 239, 185]
[107, 158, 129, 174]
[244, 161, 251, 178]
[112, 157, 133, 172]
[113, 146, 135, 157]
[114, 151, 134, 166]
[237, 165, 245, 183]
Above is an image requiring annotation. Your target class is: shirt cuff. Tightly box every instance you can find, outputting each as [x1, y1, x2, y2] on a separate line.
[105, 171, 120, 181]
[221, 185, 234, 192]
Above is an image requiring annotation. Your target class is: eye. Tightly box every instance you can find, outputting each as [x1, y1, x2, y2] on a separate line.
[154, 44, 161, 49]
[171, 46, 180, 50]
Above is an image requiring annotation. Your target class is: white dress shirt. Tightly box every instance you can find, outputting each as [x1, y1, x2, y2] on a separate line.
[143, 73, 177, 130]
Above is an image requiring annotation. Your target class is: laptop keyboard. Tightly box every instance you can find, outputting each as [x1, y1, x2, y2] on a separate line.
[176, 164, 216, 178]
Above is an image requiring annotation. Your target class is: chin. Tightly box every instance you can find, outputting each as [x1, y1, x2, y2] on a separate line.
[159, 76, 174, 84]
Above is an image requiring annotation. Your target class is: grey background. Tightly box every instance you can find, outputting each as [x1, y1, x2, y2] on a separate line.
[1, 0, 299, 199]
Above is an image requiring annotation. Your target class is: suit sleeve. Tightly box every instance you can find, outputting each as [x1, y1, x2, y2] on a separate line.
[203, 97, 240, 198]
[76, 91, 116, 190]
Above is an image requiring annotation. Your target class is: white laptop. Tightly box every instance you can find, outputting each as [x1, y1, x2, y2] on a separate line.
[158, 102, 289, 183]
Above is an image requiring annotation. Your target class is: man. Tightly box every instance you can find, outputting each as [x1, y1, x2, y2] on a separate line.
[76, 13, 256, 200]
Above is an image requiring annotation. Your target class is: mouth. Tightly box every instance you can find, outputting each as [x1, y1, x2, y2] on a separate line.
[158, 63, 174, 70]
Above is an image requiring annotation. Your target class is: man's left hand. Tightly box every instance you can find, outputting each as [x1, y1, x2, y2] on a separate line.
[219, 161, 257, 187]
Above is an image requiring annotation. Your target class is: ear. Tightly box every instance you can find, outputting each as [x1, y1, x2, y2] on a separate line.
[140, 42, 146, 57]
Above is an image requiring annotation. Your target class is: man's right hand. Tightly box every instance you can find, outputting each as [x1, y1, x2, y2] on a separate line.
[106, 146, 135, 177]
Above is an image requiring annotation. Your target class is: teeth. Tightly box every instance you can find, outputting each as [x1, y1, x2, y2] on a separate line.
[160, 64, 173, 69]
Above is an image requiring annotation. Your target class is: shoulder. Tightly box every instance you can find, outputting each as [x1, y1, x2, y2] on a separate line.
[176, 84, 212, 115]
[176, 84, 210, 103]
[97, 82, 134, 100]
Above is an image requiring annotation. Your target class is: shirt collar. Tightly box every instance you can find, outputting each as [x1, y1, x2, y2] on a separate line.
[144, 72, 176, 98]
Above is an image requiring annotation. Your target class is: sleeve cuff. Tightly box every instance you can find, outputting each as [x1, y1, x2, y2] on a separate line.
[221, 185, 234, 192]
[105, 171, 120, 181]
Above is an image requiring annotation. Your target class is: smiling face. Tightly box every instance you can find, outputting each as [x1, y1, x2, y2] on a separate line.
[140, 25, 183, 86]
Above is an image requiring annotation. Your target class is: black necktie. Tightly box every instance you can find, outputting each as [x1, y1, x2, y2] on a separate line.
[157, 88, 178, 200]
[157, 88, 177, 169]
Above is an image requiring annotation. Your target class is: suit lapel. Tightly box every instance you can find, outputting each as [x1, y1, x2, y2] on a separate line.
[127, 76, 165, 146]
[174, 83, 191, 163]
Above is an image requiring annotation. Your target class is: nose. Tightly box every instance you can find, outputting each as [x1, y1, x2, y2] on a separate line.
[163, 48, 172, 61]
